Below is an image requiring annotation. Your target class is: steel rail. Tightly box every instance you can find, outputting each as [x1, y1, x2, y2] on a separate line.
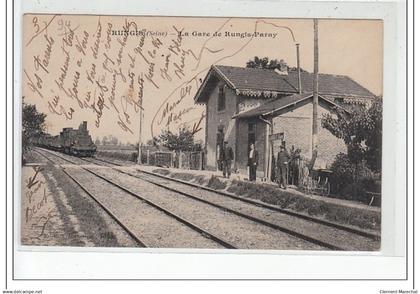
[32, 148, 148, 248]
[137, 168, 381, 240]
[60, 168, 149, 248]
[83, 157, 347, 250]
[120, 169, 344, 250]
[38, 149, 380, 250]
[92, 157, 124, 166]
[92, 156, 380, 240]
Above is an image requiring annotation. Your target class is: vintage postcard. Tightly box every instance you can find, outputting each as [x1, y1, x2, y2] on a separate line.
[21, 14, 383, 251]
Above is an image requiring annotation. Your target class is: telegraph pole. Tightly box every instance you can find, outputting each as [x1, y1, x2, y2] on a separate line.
[312, 19, 319, 158]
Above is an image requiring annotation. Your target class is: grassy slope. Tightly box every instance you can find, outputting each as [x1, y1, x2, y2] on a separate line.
[153, 168, 380, 231]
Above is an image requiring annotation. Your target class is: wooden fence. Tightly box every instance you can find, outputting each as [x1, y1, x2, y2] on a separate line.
[141, 150, 204, 170]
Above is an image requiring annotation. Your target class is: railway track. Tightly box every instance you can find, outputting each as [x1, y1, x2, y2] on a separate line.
[33, 148, 148, 247]
[34, 147, 380, 250]
[87, 157, 381, 247]
[92, 156, 380, 240]
[139, 168, 380, 239]
[33, 148, 236, 249]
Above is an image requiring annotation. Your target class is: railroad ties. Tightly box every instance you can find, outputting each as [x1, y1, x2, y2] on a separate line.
[31, 147, 380, 251]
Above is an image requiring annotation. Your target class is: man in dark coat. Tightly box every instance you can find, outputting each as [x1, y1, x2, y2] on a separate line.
[221, 141, 234, 178]
[277, 144, 290, 189]
[247, 143, 259, 181]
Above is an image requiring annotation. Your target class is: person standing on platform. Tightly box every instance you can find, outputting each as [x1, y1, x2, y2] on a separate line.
[221, 141, 234, 178]
[277, 144, 290, 189]
[247, 143, 259, 181]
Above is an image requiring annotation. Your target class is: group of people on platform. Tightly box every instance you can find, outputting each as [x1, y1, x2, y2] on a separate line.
[218, 141, 291, 189]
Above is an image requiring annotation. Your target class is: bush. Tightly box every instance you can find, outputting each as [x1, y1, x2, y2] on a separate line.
[170, 172, 195, 182]
[194, 175, 207, 185]
[153, 169, 171, 176]
[226, 179, 380, 230]
[330, 153, 376, 203]
[207, 176, 227, 190]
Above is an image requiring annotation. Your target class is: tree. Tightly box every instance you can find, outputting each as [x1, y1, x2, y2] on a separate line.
[146, 137, 160, 147]
[95, 137, 101, 146]
[246, 56, 308, 72]
[246, 57, 287, 70]
[101, 136, 109, 145]
[158, 127, 195, 151]
[108, 135, 119, 145]
[321, 97, 382, 172]
[22, 100, 47, 151]
[101, 135, 118, 145]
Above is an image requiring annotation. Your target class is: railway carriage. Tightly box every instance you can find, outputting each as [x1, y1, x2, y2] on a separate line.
[36, 121, 97, 157]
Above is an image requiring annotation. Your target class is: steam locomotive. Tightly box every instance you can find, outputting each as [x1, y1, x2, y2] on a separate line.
[36, 121, 97, 157]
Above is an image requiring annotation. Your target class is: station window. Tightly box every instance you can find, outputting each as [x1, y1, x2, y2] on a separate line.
[218, 85, 226, 111]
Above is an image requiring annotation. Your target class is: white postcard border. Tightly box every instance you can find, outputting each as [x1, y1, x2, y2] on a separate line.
[12, 0, 407, 279]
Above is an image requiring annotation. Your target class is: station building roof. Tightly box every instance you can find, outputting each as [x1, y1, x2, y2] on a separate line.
[194, 65, 375, 104]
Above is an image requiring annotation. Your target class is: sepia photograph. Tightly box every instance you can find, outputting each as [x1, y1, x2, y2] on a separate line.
[21, 15, 383, 251]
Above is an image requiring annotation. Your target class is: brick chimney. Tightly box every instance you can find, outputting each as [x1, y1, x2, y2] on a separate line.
[296, 43, 302, 94]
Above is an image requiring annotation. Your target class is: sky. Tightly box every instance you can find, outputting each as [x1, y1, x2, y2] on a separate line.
[22, 15, 383, 144]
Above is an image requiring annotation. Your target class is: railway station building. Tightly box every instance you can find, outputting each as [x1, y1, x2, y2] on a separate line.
[193, 65, 376, 179]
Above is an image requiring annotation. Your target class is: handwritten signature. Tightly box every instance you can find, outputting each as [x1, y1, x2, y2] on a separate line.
[24, 15, 285, 141]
